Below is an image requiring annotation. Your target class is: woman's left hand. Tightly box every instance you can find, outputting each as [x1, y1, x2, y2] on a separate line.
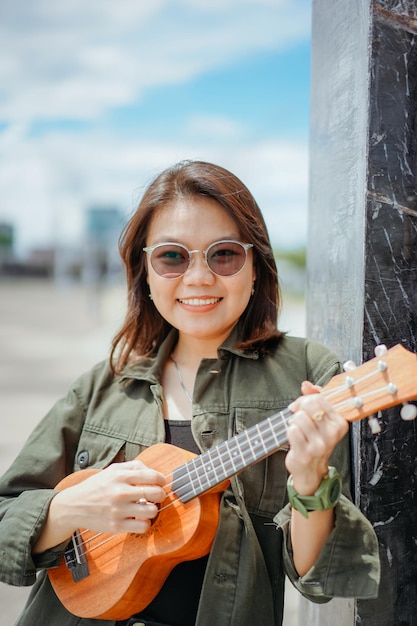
[285, 381, 348, 495]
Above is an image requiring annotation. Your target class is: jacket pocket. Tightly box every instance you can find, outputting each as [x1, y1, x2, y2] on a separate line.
[72, 428, 127, 471]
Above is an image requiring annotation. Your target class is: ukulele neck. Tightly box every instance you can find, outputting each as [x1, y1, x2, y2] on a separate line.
[172, 408, 291, 502]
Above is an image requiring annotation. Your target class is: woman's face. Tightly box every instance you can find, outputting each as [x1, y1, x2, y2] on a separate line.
[145, 196, 256, 347]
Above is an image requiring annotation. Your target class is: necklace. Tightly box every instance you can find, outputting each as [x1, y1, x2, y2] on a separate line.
[170, 355, 193, 403]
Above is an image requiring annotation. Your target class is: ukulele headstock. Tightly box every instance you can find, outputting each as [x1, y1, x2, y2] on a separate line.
[322, 344, 417, 430]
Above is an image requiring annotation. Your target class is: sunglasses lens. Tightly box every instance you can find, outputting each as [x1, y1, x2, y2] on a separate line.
[207, 241, 247, 276]
[150, 244, 189, 278]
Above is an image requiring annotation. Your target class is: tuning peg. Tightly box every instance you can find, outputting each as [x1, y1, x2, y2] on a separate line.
[367, 415, 382, 434]
[343, 360, 357, 372]
[374, 344, 387, 357]
[400, 403, 417, 421]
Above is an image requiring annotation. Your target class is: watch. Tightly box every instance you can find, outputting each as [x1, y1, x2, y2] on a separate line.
[287, 467, 342, 518]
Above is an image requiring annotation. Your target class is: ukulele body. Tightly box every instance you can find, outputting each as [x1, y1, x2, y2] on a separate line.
[48, 443, 223, 620]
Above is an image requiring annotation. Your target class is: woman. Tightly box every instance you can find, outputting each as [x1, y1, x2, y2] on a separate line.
[0, 161, 379, 626]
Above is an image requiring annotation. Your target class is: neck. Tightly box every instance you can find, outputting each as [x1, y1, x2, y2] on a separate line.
[172, 336, 221, 367]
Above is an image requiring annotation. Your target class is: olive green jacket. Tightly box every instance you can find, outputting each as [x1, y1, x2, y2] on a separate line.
[0, 330, 380, 626]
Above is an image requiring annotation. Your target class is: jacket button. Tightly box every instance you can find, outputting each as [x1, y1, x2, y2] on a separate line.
[77, 450, 89, 468]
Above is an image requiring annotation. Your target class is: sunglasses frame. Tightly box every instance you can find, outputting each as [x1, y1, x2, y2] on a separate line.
[143, 239, 254, 279]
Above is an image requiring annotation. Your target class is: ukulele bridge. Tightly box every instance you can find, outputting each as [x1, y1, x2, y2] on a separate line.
[64, 529, 89, 582]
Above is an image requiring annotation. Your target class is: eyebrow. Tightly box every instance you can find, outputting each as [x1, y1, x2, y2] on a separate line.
[148, 235, 243, 246]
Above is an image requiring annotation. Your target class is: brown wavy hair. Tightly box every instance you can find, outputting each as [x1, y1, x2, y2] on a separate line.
[110, 160, 283, 373]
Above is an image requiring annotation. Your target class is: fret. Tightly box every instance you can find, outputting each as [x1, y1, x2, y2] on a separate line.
[193, 449, 220, 494]
[202, 448, 223, 484]
[254, 422, 269, 456]
[256, 415, 284, 456]
[182, 458, 200, 499]
[214, 440, 228, 479]
[216, 441, 237, 477]
[224, 438, 241, 474]
[243, 428, 257, 462]
[270, 416, 283, 448]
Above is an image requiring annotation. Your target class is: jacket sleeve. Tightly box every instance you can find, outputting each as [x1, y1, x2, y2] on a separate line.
[0, 386, 86, 586]
[274, 339, 381, 602]
[274, 495, 381, 601]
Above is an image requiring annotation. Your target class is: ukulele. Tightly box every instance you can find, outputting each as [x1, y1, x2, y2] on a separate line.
[47, 344, 417, 619]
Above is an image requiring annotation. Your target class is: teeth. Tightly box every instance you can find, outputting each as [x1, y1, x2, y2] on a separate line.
[179, 297, 220, 306]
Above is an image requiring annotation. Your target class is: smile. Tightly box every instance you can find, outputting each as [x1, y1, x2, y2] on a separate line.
[178, 297, 222, 306]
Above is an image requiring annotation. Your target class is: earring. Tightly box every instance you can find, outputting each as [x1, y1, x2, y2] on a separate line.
[251, 282, 255, 296]
[149, 292, 153, 301]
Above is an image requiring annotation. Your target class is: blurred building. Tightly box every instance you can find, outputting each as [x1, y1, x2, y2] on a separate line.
[81, 206, 124, 285]
[0, 206, 125, 283]
[0, 222, 14, 266]
[0, 223, 54, 277]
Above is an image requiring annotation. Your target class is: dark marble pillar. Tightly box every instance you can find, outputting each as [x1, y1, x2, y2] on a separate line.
[306, 1, 417, 624]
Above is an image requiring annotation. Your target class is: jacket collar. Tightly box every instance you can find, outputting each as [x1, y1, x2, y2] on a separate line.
[119, 324, 260, 383]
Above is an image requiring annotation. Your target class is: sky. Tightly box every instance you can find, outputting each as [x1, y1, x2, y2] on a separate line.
[0, 0, 312, 257]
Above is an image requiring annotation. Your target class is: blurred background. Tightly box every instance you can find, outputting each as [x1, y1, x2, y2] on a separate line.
[0, 1, 309, 623]
[0, 0, 311, 275]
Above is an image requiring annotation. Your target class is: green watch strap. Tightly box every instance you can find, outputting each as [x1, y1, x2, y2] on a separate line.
[287, 466, 342, 518]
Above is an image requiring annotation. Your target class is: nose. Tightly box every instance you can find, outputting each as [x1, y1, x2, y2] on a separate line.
[182, 250, 215, 285]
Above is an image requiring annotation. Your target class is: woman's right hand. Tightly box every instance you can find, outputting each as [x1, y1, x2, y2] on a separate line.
[33, 460, 166, 554]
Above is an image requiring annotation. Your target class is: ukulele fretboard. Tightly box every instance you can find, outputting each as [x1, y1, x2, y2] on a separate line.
[172, 409, 291, 502]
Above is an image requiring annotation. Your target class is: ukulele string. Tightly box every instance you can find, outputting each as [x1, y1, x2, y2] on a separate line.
[66, 532, 119, 563]
[66, 366, 391, 565]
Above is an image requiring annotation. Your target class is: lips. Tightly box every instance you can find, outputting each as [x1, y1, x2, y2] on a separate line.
[178, 297, 222, 306]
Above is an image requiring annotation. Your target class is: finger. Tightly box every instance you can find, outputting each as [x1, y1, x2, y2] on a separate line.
[134, 484, 167, 505]
[311, 409, 326, 423]
[109, 461, 166, 487]
[286, 405, 341, 456]
[137, 485, 148, 505]
[108, 513, 154, 535]
[288, 401, 328, 433]
[130, 465, 167, 486]
[132, 500, 160, 519]
[122, 517, 153, 534]
[290, 394, 334, 424]
[301, 405, 348, 450]
[120, 493, 163, 524]
[286, 412, 316, 445]
[300, 380, 322, 395]
[288, 394, 324, 415]
[288, 420, 321, 453]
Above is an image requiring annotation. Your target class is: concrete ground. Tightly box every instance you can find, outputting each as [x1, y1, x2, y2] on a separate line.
[0, 278, 304, 625]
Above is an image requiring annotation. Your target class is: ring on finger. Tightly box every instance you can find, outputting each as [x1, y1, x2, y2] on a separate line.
[138, 486, 148, 505]
[312, 410, 325, 422]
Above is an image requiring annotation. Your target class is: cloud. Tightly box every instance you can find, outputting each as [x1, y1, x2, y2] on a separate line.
[185, 115, 245, 139]
[0, 0, 311, 122]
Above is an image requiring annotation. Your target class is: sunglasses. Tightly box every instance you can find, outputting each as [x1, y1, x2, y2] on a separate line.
[143, 239, 253, 279]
